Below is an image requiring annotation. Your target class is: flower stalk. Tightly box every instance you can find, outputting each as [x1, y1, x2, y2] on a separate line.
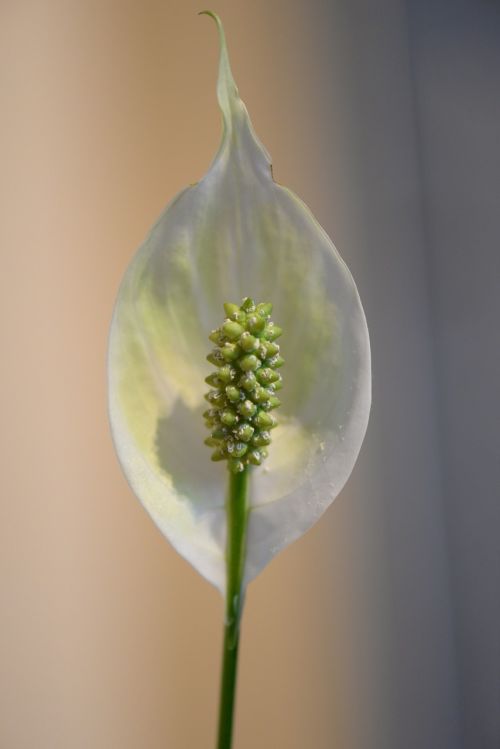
[217, 466, 250, 749]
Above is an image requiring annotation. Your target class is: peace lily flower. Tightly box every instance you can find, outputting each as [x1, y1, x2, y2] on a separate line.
[108, 12, 370, 748]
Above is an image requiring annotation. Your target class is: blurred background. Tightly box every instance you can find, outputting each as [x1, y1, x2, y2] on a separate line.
[1, 1, 499, 747]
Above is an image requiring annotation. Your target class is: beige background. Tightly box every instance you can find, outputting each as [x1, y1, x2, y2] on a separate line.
[2, 1, 498, 748]
[0, 3, 363, 747]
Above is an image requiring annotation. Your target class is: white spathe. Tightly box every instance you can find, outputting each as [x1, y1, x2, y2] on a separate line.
[107, 13, 371, 593]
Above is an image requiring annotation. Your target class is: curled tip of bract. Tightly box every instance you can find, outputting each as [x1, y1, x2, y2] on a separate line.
[204, 298, 283, 474]
[107, 14, 371, 594]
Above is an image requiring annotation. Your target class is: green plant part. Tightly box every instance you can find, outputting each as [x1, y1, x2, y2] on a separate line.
[204, 298, 283, 474]
[108, 12, 372, 749]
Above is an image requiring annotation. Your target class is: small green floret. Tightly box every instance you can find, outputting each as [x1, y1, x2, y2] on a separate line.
[204, 298, 283, 473]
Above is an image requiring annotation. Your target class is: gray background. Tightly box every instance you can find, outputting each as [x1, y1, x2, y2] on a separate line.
[311, 0, 500, 745]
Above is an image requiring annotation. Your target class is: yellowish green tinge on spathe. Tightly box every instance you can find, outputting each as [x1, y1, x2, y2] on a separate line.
[204, 298, 284, 474]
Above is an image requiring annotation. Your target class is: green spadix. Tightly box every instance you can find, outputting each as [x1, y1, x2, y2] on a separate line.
[204, 298, 283, 474]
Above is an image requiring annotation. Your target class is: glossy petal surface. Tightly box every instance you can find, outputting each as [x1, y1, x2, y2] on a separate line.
[108, 14, 371, 592]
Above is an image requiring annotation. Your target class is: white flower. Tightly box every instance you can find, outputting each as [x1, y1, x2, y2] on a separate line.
[107, 13, 371, 593]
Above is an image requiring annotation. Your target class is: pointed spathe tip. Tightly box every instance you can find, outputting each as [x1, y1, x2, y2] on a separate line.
[198, 10, 224, 40]
[198, 10, 238, 130]
[198, 9, 219, 22]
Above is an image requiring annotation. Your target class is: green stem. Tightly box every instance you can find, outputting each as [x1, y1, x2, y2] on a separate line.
[216, 467, 250, 749]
